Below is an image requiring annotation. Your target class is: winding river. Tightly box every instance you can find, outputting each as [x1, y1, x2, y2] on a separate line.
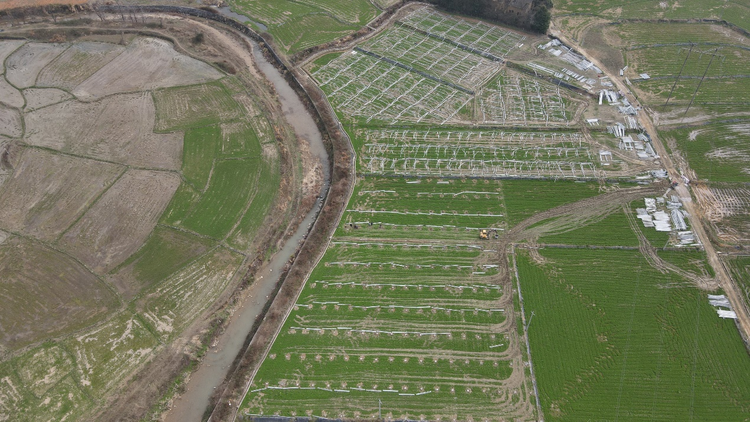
[165, 33, 331, 422]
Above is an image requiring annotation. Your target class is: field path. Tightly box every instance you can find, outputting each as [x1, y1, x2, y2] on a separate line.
[551, 28, 750, 345]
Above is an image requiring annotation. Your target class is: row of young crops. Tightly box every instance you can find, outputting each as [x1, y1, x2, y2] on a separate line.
[516, 248, 750, 420]
[354, 128, 600, 179]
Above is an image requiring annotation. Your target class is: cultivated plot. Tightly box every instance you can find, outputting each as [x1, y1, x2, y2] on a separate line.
[0, 148, 123, 241]
[73, 37, 222, 100]
[60, 169, 181, 274]
[314, 51, 473, 124]
[516, 248, 750, 420]
[5, 42, 68, 88]
[0, 237, 118, 350]
[399, 6, 526, 61]
[479, 70, 578, 125]
[242, 177, 535, 420]
[356, 128, 603, 179]
[25, 93, 183, 170]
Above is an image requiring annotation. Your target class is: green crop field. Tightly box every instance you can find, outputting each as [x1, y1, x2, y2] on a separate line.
[502, 180, 601, 226]
[598, 22, 750, 115]
[183, 125, 221, 190]
[516, 248, 750, 421]
[229, 0, 379, 54]
[181, 158, 261, 239]
[241, 214, 524, 419]
[727, 256, 750, 305]
[538, 208, 640, 247]
[660, 122, 750, 183]
[556, 0, 750, 32]
[153, 80, 244, 131]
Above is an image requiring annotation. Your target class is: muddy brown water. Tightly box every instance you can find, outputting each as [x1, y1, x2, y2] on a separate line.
[165, 41, 330, 422]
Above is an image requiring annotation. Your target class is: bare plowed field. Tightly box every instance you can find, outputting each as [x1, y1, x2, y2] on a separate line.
[25, 93, 183, 170]
[0, 40, 25, 70]
[37, 41, 125, 90]
[0, 237, 118, 350]
[22, 87, 72, 111]
[0, 148, 123, 241]
[74, 37, 222, 100]
[60, 169, 181, 273]
[5, 43, 68, 89]
[0, 106, 22, 138]
[0, 79, 23, 109]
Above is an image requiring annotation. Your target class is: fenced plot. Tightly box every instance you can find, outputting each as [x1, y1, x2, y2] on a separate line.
[313, 51, 473, 124]
[341, 177, 506, 231]
[479, 70, 576, 125]
[398, 6, 525, 61]
[357, 128, 598, 178]
[361, 25, 501, 90]
[244, 246, 521, 420]
[242, 173, 534, 420]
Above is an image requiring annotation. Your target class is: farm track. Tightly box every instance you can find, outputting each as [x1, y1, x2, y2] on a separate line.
[551, 29, 750, 345]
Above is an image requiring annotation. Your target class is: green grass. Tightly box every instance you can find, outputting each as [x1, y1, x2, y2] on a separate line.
[229, 0, 379, 54]
[726, 255, 750, 306]
[503, 180, 601, 226]
[182, 125, 221, 190]
[111, 226, 216, 292]
[660, 123, 750, 183]
[153, 80, 243, 131]
[228, 154, 280, 250]
[65, 311, 159, 398]
[517, 248, 750, 420]
[538, 208, 640, 247]
[657, 249, 715, 277]
[181, 158, 261, 239]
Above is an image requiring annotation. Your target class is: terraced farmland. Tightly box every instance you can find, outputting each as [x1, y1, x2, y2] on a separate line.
[241, 176, 537, 421]
[0, 33, 286, 421]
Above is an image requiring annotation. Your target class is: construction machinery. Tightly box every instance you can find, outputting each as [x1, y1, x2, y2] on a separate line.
[479, 229, 499, 240]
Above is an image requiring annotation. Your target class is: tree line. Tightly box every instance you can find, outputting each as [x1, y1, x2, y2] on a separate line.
[426, 0, 552, 34]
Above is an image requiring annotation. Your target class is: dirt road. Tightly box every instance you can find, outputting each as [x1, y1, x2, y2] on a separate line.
[551, 29, 750, 344]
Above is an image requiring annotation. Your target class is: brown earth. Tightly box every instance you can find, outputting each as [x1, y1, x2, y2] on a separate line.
[59, 168, 181, 274]
[0, 236, 119, 351]
[25, 92, 184, 170]
[0, 147, 124, 241]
